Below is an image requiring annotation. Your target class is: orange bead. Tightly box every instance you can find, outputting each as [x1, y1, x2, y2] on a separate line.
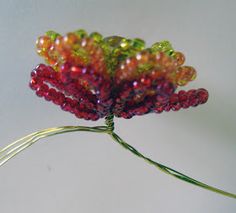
[154, 51, 163, 62]
[175, 52, 185, 66]
[159, 53, 172, 67]
[150, 69, 163, 79]
[36, 36, 52, 56]
[55, 36, 65, 52]
[189, 67, 197, 81]
[176, 66, 197, 86]
[63, 33, 78, 47]
[137, 51, 150, 64]
[166, 71, 177, 84]
[126, 58, 138, 71]
[45, 57, 57, 66]
[150, 53, 158, 65]
[83, 38, 95, 51]
[47, 46, 60, 65]
[93, 47, 103, 58]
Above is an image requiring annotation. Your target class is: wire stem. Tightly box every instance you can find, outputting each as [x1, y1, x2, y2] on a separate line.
[0, 126, 108, 167]
[0, 114, 235, 199]
[108, 131, 236, 199]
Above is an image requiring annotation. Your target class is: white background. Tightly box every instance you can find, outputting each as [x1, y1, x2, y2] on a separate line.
[0, 0, 235, 212]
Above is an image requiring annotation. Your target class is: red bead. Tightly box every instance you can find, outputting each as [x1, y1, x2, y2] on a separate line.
[36, 84, 49, 97]
[45, 88, 57, 101]
[196, 88, 209, 104]
[34, 64, 47, 77]
[154, 106, 164, 113]
[164, 105, 171, 112]
[61, 98, 77, 113]
[120, 112, 132, 119]
[70, 66, 83, 79]
[156, 95, 168, 106]
[187, 90, 199, 107]
[31, 70, 37, 77]
[140, 77, 151, 87]
[90, 114, 99, 121]
[171, 103, 181, 111]
[178, 90, 189, 108]
[59, 63, 71, 83]
[161, 82, 175, 96]
[61, 101, 72, 112]
[133, 81, 139, 89]
[169, 94, 179, 104]
[54, 93, 65, 105]
[41, 68, 52, 78]
[133, 106, 148, 115]
[50, 91, 64, 105]
[60, 62, 70, 72]
[36, 64, 48, 71]
[178, 90, 187, 101]
[29, 77, 39, 90]
[29, 61, 209, 120]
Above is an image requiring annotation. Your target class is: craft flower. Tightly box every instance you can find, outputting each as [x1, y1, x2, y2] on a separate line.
[2, 29, 236, 199]
[30, 29, 209, 120]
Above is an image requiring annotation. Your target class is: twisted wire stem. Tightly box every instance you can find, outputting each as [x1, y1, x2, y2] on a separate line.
[109, 132, 236, 199]
[105, 114, 115, 132]
[0, 114, 235, 199]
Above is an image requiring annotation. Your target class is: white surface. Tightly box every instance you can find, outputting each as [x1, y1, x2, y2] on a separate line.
[0, 0, 235, 212]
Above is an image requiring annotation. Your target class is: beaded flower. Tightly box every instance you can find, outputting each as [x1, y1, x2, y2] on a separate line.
[1, 30, 235, 200]
[30, 29, 208, 120]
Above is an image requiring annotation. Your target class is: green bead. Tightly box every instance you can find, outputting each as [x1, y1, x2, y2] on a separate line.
[90, 32, 103, 42]
[103, 36, 124, 47]
[132, 38, 145, 50]
[151, 40, 173, 53]
[100, 42, 111, 55]
[112, 47, 121, 56]
[166, 49, 175, 56]
[137, 63, 153, 73]
[120, 38, 130, 50]
[74, 29, 88, 38]
[45, 31, 60, 41]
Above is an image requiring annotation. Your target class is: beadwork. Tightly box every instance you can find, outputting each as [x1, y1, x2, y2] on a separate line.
[30, 29, 209, 120]
[2, 29, 235, 200]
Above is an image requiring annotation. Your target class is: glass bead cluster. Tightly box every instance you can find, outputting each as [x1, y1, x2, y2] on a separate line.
[30, 29, 208, 120]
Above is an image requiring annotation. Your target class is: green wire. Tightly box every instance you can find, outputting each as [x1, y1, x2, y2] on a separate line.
[0, 115, 235, 199]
